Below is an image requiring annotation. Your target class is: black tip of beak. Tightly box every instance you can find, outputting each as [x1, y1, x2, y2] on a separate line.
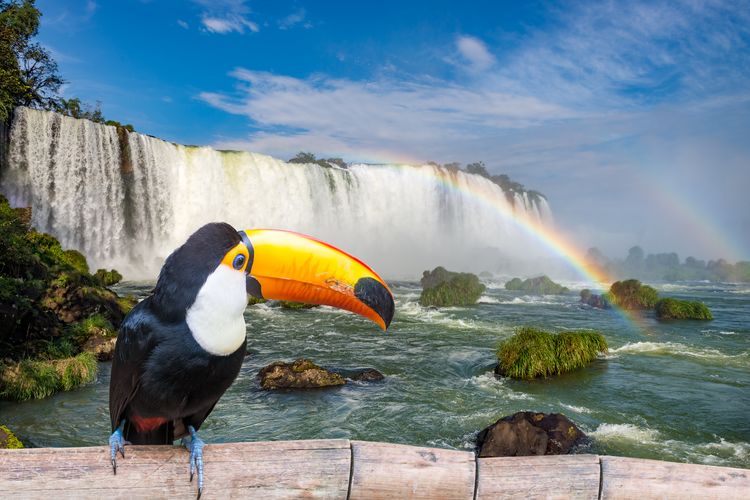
[246, 275, 263, 298]
[355, 277, 395, 329]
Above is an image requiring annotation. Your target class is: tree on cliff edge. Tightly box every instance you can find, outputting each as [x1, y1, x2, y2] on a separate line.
[0, 0, 63, 120]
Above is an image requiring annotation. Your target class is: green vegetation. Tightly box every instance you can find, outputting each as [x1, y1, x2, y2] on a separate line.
[655, 298, 712, 320]
[604, 279, 659, 310]
[496, 327, 608, 380]
[0, 424, 24, 448]
[0, 352, 96, 401]
[288, 151, 348, 169]
[0, 195, 132, 400]
[93, 268, 122, 286]
[585, 245, 750, 283]
[419, 266, 485, 307]
[247, 296, 267, 306]
[0, 0, 63, 120]
[505, 275, 569, 295]
[279, 301, 319, 309]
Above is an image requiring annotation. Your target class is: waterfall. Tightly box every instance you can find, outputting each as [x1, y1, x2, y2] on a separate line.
[1, 107, 554, 279]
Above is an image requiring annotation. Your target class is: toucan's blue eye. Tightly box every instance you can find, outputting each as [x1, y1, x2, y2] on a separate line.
[232, 254, 246, 270]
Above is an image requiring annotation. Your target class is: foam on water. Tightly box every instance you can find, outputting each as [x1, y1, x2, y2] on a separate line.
[559, 402, 593, 414]
[591, 423, 750, 466]
[470, 373, 534, 401]
[608, 342, 750, 367]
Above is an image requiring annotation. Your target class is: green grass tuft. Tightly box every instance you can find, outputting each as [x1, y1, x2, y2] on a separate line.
[496, 327, 608, 380]
[0, 353, 98, 401]
[655, 298, 713, 320]
[605, 279, 659, 310]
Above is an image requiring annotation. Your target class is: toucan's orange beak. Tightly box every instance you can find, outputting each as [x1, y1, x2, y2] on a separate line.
[240, 229, 394, 330]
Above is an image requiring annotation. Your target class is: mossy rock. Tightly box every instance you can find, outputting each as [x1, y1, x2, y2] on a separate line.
[605, 279, 659, 310]
[0, 424, 24, 449]
[420, 266, 458, 289]
[257, 358, 346, 390]
[496, 327, 607, 380]
[419, 267, 485, 307]
[504, 276, 568, 295]
[0, 352, 97, 401]
[93, 268, 123, 286]
[655, 298, 712, 320]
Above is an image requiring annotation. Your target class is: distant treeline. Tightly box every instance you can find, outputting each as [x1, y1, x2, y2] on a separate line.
[585, 245, 750, 283]
[288, 153, 545, 208]
[0, 1, 131, 128]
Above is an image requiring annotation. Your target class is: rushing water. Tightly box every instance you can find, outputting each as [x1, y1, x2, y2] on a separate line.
[1, 107, 550, 279]
[2, 279, 748, 468]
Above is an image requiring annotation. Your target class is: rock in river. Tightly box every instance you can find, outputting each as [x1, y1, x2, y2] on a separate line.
[258, 359, 346, 390]
[476, 411, 586, 457]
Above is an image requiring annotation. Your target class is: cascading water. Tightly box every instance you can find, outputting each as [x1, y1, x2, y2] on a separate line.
[1, 107, 553, 278]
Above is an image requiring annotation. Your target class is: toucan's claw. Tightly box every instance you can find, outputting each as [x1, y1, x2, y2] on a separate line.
[108, 420, 129, 474]
[182, 425, 205, 499]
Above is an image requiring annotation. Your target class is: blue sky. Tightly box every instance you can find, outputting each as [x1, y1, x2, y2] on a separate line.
[36, 0, 750, 260]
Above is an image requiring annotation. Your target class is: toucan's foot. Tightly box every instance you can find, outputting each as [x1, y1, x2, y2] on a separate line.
[181, 425, 205, 499]
[109, 420, 130, 474]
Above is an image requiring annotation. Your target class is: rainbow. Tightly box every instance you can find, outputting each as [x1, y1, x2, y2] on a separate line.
[378, 163, 652, 331]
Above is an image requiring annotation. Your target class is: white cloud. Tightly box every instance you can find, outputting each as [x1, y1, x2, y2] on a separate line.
[455, 35, 495, 72]
[201, 15, 258, 34]
[177, 19, 189, 29]
[278, 9, 307, 30]
[192, 0, 259, 34]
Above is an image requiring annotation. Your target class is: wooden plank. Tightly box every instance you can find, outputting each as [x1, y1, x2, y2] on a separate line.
[476, 454, 600, 500]
[0, 439, 351, 499]
[348, 440, 475, 499]
[600, 455, 750, 500]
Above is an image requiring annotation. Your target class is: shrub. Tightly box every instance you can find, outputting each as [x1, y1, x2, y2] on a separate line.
[0, 352, 97, 401]
[605, 279, 659, 309]
[419, 273, 485, 307]
[655, 298, 712, 320]
[496, 327, 608, 379]
[93, 268, 123, 286]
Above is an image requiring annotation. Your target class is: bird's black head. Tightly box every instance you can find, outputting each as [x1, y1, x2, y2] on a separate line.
[152, 222, 241, 322]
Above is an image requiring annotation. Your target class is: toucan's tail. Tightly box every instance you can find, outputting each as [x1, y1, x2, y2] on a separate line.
[123, 420, 175, 445]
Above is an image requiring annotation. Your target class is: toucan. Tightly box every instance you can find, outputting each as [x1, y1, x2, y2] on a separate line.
[108, 223, 394, 497]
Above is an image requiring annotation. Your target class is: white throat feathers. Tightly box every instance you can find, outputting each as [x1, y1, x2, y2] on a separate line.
[186, 265, 247, 356]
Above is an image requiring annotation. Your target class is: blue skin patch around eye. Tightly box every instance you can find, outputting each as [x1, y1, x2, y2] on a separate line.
[233, 254, 245, 270]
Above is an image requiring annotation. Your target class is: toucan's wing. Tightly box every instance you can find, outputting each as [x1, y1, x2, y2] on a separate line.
[109, 298, 160, 431]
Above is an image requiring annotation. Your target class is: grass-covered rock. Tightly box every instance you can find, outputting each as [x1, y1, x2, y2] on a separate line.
[505, 276, 569, 294]
[495, 327, 608, 379]
[0, 352, 97, 401]
[604, 279, 659, 310]
[655, 298, 712, 320]
[93, 268, 123, 286]
[0, 195, 131, 399]
[419, 266, 485, 307]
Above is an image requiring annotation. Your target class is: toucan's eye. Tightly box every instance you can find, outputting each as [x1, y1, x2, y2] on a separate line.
[232, 254, 246, 270]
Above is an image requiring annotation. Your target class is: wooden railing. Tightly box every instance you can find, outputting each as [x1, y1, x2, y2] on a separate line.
[1, 439, 748, 498]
